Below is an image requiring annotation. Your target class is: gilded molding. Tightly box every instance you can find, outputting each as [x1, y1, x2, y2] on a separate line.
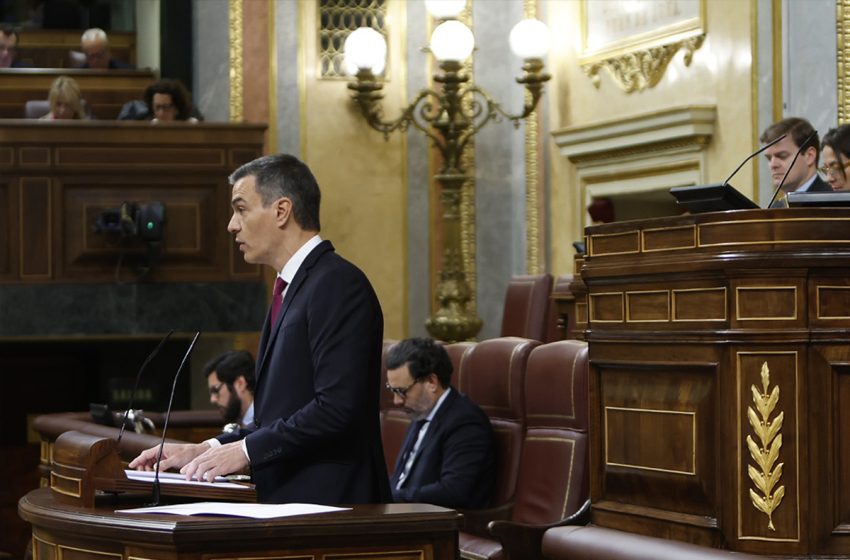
[229, 0, 244, 122]
[582, 34, 705, 93]
[839, 0, 850, 123]
[746, 361, 785, 532]
[524, 0, 541, 274]
[459, 2, 477, 312]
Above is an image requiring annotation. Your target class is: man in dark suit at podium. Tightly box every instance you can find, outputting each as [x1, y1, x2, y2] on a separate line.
[130, 154, 390, 505]
[761, 117, 831, 207]
[386, 338, 496, 509]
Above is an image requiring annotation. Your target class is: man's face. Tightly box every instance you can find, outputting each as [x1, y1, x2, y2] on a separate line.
[152, 93, 177, 122]
[228, 175, 281, 268]
[208, 372, 241, 423]
[763, 135, 816, 191]
[82, 38, 110, 69]
[0, 31, 17, 68]
[386, 364, 437, 421]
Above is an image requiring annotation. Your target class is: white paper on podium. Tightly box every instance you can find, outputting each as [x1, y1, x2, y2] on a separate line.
[124, 469, 250, 490]
[118, 501, 350, 519]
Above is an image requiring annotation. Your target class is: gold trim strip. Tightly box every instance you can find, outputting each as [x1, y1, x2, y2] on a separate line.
[604, 406, 696, 476]
[267, 0, 277, 153]
[589, 291, 625, 323]
[524, 0, 541, 274]
[771, 0, 783, 124]
[229, 0, 244, 122]
[735, 286, 797, 321]
[816, 285, 850, 319]
[671, 287, 728, 322]
[625, 290, 671, 323]
[59, 545, 121, 559]
[49, 471, 82, 498]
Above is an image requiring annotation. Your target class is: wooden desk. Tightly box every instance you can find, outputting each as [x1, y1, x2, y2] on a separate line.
[0, 68, 154, 119]
[20, 488, 459, 560]
[582, 208, 850, 558]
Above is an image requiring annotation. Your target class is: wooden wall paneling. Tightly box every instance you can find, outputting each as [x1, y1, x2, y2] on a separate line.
[19, 177, 51, 278]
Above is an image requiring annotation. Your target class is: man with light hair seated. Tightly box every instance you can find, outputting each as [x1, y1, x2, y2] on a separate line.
[80, 27, 133, 69]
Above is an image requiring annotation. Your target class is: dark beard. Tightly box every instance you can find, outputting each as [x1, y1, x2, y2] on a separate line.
[222, 393, 242, 424]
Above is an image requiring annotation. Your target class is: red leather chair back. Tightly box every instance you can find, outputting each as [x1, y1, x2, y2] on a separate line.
[445, 341, 475, 390]
[500, 274, 553, 342]
[512, 340, 589, 525]
[460, 337, 539, 507]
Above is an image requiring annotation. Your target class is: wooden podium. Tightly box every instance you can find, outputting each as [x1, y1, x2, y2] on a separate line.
[580, 208, 850, 557]
[19, 431, 460, 560]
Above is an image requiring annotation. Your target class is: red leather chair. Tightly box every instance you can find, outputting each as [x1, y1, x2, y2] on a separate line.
[457, 337, 539, 556]
[482, 339, 591, 559]
[501, 274, 553, 342]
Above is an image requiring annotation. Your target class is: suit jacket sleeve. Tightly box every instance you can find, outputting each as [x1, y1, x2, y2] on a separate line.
[393, 412, 494, 507]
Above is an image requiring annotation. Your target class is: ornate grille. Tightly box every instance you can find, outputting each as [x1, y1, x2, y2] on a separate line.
[319, 0, 388, 78]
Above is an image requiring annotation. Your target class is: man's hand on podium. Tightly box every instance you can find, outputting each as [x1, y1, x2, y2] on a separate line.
[180, 441, 249, 483]
[128, 442, 210, 472]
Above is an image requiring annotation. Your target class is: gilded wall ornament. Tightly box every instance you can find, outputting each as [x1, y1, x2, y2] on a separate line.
[746, 361, 785, 532]
[582, 35, 705, 93]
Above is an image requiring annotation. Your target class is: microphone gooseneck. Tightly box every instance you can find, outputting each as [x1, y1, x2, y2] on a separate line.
[767, 130, 818, 209]
[151, 331, 201, 506]
[117, 330, 174, 444]
[723, 133, 787, 186]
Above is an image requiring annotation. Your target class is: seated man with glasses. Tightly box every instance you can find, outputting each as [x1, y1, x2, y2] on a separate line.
[385, 337, 496, 509]
[760, 117, 832, 207]
[204, 350, 256, 431]
[80, 28, 133, 69]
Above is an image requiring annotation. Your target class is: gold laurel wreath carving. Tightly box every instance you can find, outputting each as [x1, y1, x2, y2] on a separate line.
[746, 361, 785, 532]
[582, 35, 705, 93]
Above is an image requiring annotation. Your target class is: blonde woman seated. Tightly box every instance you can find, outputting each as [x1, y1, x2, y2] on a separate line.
[41, 76, 86, 120]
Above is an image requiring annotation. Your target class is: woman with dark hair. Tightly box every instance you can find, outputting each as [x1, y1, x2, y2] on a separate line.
[820, 125, 850, 192]
[143, 79, 198, 123]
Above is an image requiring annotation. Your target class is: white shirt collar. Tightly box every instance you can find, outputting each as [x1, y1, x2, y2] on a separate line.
[279, 234, 323, 284]
[794, 173, 818, 192]
[425, 387, 452, 423]
[241, 401, 255, 428]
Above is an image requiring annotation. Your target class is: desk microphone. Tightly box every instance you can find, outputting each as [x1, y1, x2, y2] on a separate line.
[767, 130, 818, 209]
[151, 331, 201, 506]
[723, 133, 786, 186]
[117, 330, 174, 444]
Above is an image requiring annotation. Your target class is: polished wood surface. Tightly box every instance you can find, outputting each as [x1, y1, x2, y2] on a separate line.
[581, 208, 850, 557]
[16, 30, 136, 69]
[20, 488, 459, 560]
[0, 68, 154, 119]
[0, 120, 265, 283]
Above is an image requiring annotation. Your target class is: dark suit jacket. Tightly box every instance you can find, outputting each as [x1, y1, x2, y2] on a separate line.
[220, 240, 390, 504]
[391, 389, 496, 509]
[805, 175, 832, 192]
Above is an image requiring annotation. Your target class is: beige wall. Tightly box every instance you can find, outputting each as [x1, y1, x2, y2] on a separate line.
[545, 0, 755, 276]
[299, 2, 409, 339]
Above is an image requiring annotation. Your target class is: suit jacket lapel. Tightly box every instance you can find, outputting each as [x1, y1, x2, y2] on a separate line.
[256, 241, 335, 381]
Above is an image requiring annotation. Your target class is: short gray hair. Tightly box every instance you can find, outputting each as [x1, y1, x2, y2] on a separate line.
[81, 28, 108, 45]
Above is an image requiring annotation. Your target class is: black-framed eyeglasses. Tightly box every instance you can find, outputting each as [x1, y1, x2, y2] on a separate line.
[208, 382, 225, 396]
[385, 379, 419, 398]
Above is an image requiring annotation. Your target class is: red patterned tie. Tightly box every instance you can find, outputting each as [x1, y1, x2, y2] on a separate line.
[270, 277, 287, 326]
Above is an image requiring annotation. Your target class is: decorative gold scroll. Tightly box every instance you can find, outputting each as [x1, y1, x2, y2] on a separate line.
[579, 0, 706, 93]
[746, 361, 785, 531]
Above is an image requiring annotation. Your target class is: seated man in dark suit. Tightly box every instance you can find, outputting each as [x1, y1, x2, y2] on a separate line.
[386, 337, 496, 509]
[80, 28, 133, 69]
[761, 117, 831, 207]
[0, 25, 32, 68]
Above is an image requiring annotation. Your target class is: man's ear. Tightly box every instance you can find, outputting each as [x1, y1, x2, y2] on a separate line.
[233, 375, 247, 393]
[275, 197, 292, 227]
[804, 146, 818, 166]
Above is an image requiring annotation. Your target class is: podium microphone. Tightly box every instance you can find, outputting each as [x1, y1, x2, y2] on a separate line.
[767, 130, 818, 209]
[723, 133, 786, 186]
[151, 331, 201, 506]
[117, 330, 174, 444]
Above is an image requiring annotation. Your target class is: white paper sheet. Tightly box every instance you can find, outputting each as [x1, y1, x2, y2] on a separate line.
[124, 469, 250, 490]
[118, 501, 350, 519]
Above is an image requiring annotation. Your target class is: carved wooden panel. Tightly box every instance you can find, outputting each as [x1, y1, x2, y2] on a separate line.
[672, 287, 726, 322]
[735, 286, 798, 321]
[0, 180, 10, 275]
[642, 225, 696, 252]
[625, 290, 669, 322]
[590, 292, 624, 323]
[589, 230, 639, 256]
